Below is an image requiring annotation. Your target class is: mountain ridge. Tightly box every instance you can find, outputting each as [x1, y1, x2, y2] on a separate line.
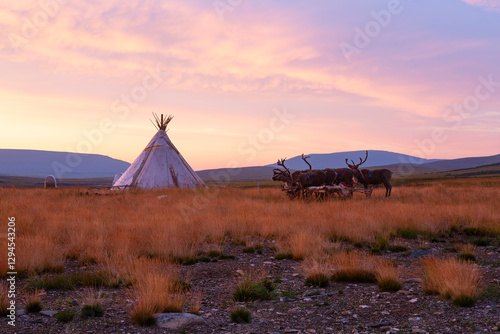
[0, 149, 130, 178]
[1, 149, 499, 182]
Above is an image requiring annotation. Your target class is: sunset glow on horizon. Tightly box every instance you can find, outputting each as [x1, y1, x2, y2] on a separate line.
[1, 0, 499, 170]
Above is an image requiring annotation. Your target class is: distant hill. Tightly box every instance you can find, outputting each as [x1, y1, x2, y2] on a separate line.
[0, 149, 130, 179]
[197, 166, 282, 183]
[373, 154, 500, 177]
[265, 150, 438, 170]
[203, 152, 500, 182]
[2, 149, 499, 184]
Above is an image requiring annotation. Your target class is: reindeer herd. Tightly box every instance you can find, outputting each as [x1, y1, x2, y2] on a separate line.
[272, 151, 393, 199]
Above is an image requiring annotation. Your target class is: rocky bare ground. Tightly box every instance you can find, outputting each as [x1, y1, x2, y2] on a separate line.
[3, 237, 500, 334]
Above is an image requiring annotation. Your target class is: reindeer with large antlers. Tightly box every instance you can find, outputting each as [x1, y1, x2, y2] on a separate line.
[345, 151, 393, 197]
[300, 153, 354, 187]
[272, 157, 327, 198]
[300, 153, 339, 185]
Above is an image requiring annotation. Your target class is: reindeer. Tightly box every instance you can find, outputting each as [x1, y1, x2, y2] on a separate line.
[301, 154, 338, 186]
[300, 153, 356, 187]
[296, 154, 327, 190]
[345, 151, 393, 197]
[272, 157, 327, 198]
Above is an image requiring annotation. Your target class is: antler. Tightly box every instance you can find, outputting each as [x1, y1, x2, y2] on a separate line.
[301, 153, 312, 170]
[277, 158, 290, 173]
[346, 150, 368, 169]
[273, 168, 284, 176]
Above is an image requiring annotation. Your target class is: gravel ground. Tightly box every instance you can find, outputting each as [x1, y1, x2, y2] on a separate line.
[3, 237, 499, 334]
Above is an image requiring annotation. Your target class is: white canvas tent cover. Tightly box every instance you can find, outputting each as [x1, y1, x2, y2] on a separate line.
[112, 114, 205, 189]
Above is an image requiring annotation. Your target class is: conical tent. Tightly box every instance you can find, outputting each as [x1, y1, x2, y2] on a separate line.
[112, 114, 205, 189]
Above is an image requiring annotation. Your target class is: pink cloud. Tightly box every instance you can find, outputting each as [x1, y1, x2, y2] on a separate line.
[461, 0, 500, 12]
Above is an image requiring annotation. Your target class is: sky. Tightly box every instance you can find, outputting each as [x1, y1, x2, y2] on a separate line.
[1, 0, 499, 170]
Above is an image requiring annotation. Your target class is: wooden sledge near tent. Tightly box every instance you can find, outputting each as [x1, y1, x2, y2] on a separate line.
[282, 183, 374, 200]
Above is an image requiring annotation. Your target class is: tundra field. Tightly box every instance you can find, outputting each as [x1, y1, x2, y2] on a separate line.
[1, 177, 500, 333]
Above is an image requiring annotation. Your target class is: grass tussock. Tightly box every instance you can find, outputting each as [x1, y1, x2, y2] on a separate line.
[331, 251, 378, 283]
[233, 270, 275, 302]
[24, 289, 43, 313]
[129, 263, 188, 325]
[375, 261, 402, 292]
[420, 256, 482, 307]
[302, 254, 332, 288]
[457, 243, 477, 262]
[230, 307, 252, 324]
[56, 309, 76, 323]
[79, 288, 105, 318]
[188, 289, 205, 315]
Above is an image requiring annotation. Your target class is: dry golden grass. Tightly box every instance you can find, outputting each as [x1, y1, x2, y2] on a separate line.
[420, 256, 482, 306]
[16, 236, 64, 275]
[374, 261, 402, 292]
[419, 256, 442, 295]
[188, 289, 205, 315]
[302, 253, 332, 287]
[0, 178, 498, 310]
[128, 260, 187, 321]
[330, 251, 379, 283]
[24, 289, 44, 312]
[302, 250, 401, 289]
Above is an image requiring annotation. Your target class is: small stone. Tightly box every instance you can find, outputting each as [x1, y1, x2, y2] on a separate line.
[304, 289, 324, 297]
[359, 305, 369, 308]
[409, 249, 429, 258]
[369, 321, 392, 328]
[284, 329, 300, 333]
[307, 330, 316, 333]
[412, 329, 428, 334]
[16, 309, 26, 316]
[405, 278, 423, 284]
[156, 313, 205, 330]
[409, 317, 421, 321]
[40, 310, 58, 317]
[409, 298, 418, 303]
[292, 273, 300, 277]
[381, 311, 390, 315]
